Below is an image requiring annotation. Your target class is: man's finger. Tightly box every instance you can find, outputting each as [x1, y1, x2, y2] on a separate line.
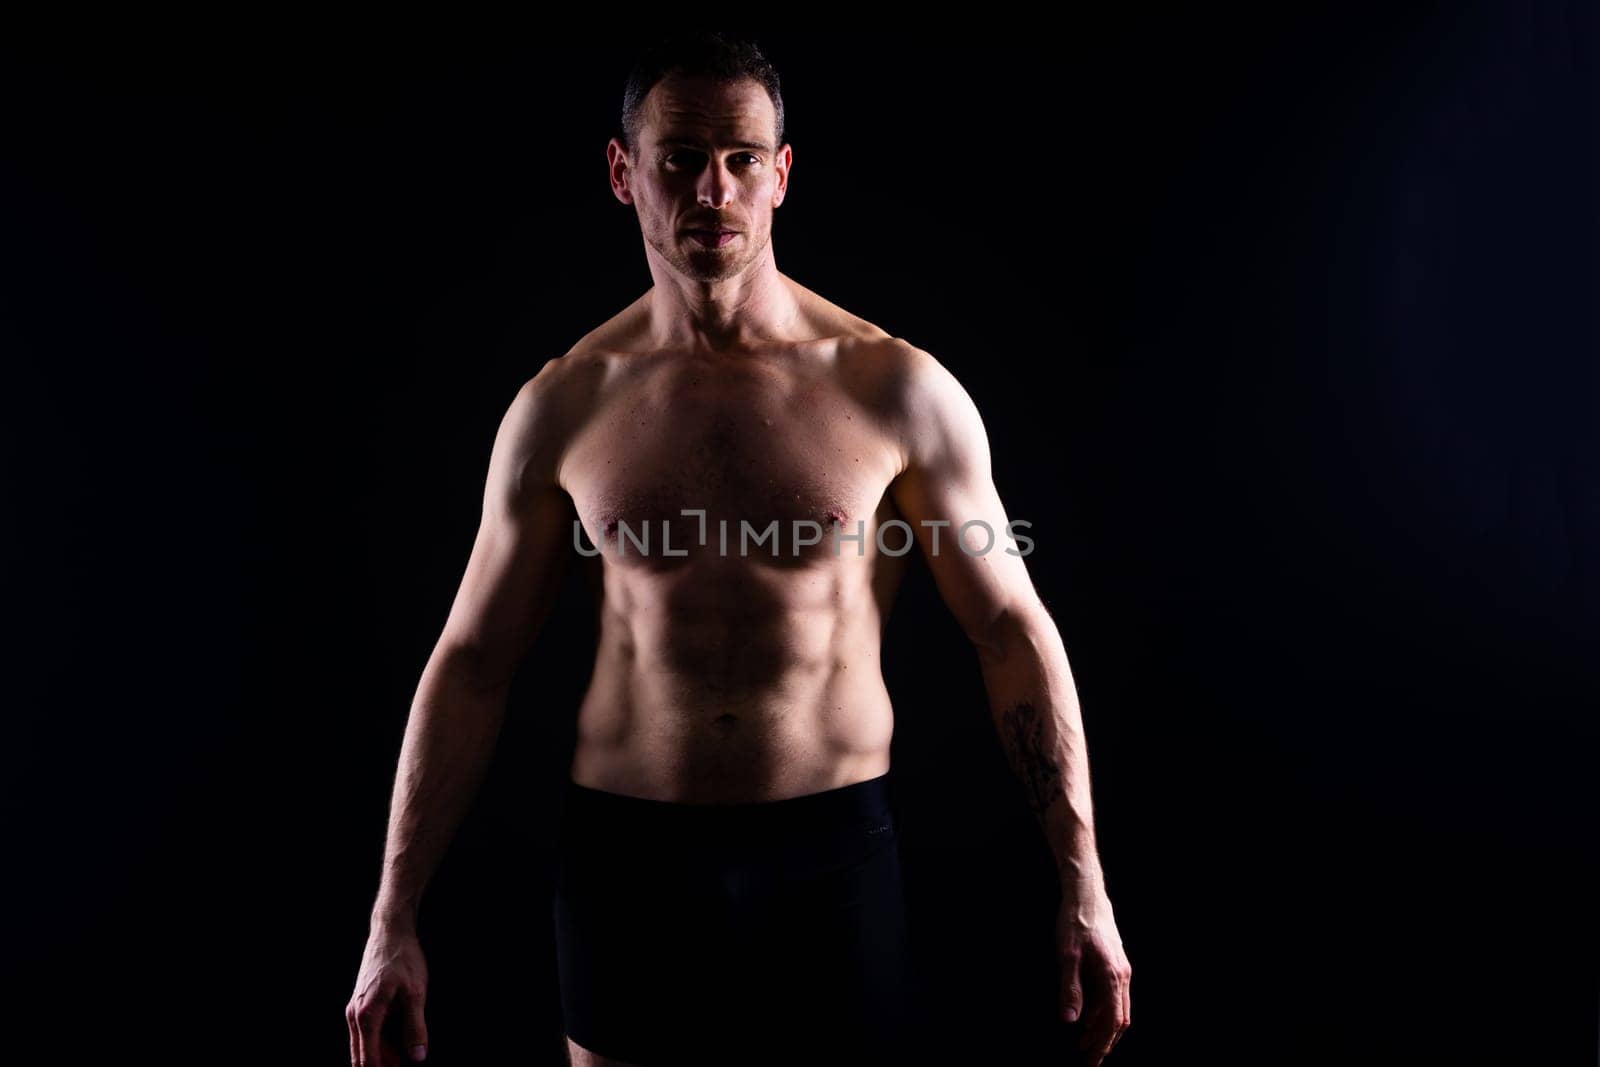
[402, 989, 429, 1062]
[1075, 997, 1108, 1054]
[346, 1002, 360, 1067]
[1107, 1021, 1126, 1056]
[358, 994, 391, 1067]
[1095, 970, 1131, 1061]
[1074, 965, 1115, 1057]
[1079, 1002, 1116, 1066]
[1059, 946, 1084, 1023]
[1095, 1009, 1120, 1064]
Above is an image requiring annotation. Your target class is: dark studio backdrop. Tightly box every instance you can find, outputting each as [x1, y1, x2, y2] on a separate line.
[4, 10, 1595, 1064]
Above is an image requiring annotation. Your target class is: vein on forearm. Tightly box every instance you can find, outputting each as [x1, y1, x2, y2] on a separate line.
[977, 605, 1100, 880]
[999, 698, 1066, 820]
[378, 650, 510, 919]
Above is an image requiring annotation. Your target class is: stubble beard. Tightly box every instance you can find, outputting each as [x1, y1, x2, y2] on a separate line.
[646, 215, 768, 284]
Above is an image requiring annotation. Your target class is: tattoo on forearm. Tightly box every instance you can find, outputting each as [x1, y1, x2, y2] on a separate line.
[1000, 700, 1064, 818]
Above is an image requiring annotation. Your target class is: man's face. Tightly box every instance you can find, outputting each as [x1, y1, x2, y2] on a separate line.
[610, 74, 790, 283]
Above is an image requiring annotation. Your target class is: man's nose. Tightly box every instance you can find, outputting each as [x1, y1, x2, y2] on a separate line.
[696, 160, 735, 209]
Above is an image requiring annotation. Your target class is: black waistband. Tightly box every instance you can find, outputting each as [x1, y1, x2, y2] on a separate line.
[559, 771, 895, 842]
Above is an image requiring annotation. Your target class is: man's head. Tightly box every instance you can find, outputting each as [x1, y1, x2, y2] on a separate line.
[608, 33, 792, 284]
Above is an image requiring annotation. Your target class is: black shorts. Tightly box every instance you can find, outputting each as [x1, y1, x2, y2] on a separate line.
[551, 771, 921, 1065]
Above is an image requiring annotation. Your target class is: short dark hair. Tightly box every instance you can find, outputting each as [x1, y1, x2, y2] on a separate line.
[620, 32, 785, 156]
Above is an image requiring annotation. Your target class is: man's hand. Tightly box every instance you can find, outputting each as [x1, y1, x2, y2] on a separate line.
[346, 920, 430, 1066]
[1057, 889, 1132, 1064]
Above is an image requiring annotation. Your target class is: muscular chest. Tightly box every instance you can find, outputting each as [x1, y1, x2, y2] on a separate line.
[563, 355, 897, 562]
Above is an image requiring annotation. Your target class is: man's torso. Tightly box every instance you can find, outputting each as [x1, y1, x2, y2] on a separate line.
[543, 282, 917, 803]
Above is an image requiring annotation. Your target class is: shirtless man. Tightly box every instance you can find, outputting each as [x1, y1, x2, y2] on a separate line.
[346, 32, 1131, 1067]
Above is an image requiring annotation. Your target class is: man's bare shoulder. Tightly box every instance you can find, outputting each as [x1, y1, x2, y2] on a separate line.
[842, 335, 966, 418]
[502, 291, 660, 448]
[499, 346, 619, 492]
[840, 336, 983, 478]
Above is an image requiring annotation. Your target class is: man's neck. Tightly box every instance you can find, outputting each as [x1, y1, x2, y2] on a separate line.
[645, 250, 805, 353]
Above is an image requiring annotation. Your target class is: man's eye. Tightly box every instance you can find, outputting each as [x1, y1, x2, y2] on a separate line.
[663, 151, 758, 169]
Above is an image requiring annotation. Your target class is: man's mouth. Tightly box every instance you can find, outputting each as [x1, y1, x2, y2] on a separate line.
[687, 229, 739, 249]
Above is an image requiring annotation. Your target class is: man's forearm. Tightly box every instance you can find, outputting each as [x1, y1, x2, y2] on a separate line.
[371, 645, 512, 930]
[975, 602, 1107, 902]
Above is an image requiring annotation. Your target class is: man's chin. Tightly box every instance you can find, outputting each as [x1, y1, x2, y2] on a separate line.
[679, 251, 746, 282]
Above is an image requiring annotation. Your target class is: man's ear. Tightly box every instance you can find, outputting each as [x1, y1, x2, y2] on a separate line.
[606, 137, 633, 205]
[773, 143, 793, 209]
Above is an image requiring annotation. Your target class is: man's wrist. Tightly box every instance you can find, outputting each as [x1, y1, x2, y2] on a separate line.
[1057, 855, 1105, 892]
[371, 895, 419, 932]
[1056, 859, 1113, 927]
[1050, 822, 1107, 898]
[1044, 802, 1100, 876]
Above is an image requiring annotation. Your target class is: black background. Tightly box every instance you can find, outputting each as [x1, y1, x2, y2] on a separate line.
[4, 10, 1596, 1064]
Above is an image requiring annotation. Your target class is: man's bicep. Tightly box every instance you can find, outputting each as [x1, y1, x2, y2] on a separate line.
[889, 354, 1042, 649]
[434, 375, 576, 689]
[894, 456, 1039, 649]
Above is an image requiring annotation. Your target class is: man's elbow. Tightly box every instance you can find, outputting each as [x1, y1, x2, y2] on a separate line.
[427, 636, 525, 697]
[970, 597, 1055, 663]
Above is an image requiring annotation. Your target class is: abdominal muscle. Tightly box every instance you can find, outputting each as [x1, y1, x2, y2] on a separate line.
[567, 556, 896, 804]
